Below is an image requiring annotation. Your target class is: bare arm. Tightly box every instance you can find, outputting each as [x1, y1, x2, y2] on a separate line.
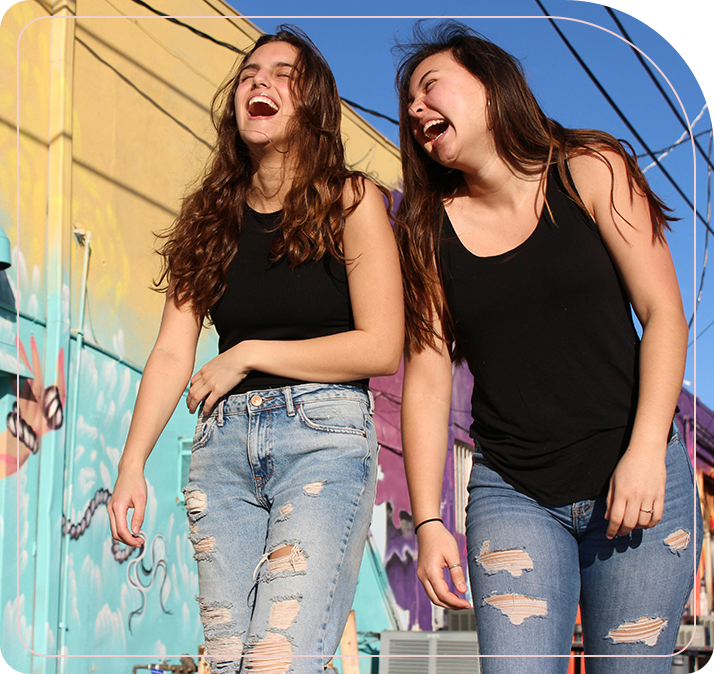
[569, 150, 687, 538]
[187, 179, 404, 414]
[402, 324, 471, 609]
[109, 290, 201, 546]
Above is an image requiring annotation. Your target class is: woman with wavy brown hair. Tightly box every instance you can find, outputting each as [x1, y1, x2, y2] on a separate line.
[395, 21, 699, 674]
[108, 26, 403, 674]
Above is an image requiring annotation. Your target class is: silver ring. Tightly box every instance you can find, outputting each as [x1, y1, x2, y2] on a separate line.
[448, 563, 462, 570]
[640, 508, 654, 514]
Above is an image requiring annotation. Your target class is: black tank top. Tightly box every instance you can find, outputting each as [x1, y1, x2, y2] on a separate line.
[210, 206, 367, 395]
[440, 166, 639, 504]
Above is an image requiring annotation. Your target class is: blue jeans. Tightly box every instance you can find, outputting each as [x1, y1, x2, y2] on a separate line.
[465, 422, 701, 674]
[183, 384, 378, 674]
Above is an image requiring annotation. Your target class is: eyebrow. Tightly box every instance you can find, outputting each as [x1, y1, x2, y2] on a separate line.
[408, 68, 438, 102]
[417, 68, 437, 89]
[241, 60, 296, 72]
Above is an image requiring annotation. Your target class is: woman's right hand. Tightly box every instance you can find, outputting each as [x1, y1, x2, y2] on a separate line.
[108, 465, 147, 548]
[416, 522, 472, 610]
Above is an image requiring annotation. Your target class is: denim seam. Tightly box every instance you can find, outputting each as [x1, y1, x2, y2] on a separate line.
[295, 403, 367, 436]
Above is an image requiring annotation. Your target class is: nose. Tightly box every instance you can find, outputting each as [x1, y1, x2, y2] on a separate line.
[252, 69, 269, 88]
[408, 96, 424, 118]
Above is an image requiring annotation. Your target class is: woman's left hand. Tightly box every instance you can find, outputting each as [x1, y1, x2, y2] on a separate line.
[605, 446, 666, 539]
[187, 342, 254, 415]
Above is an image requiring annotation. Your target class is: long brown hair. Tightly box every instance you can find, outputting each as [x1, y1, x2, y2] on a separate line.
[154, 26, 377, 322]
[393, 21, 675, 357]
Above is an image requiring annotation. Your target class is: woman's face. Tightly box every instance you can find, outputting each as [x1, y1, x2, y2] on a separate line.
[234, 41, 299, 153]
[407, 50, 492, 170]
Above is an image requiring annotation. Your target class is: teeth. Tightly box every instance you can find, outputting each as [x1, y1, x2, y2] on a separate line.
[423, 118, 447, 140]
[248, 95, 279, 112]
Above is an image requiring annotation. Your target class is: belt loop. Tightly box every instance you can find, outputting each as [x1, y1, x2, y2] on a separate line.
[217, 399, 225, 427]
[368, 389, 375, 415]
[283, 387, 295, 417]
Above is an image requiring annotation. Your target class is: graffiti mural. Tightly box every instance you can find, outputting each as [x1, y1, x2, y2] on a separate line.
[1, 336, 65, 479]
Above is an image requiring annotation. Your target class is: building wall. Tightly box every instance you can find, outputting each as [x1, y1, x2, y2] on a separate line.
[1, 2, 406, 673]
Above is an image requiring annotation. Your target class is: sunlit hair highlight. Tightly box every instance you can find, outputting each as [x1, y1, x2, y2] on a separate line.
[393, 21, 675, 358]
[154, 25, 382, 322]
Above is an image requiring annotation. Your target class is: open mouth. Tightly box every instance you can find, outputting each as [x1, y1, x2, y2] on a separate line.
[248, 95, 279, 117]
[423, 118, 449, 141]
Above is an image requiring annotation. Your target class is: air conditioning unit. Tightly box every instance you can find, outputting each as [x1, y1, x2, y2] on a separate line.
[379, 631, 481, 674]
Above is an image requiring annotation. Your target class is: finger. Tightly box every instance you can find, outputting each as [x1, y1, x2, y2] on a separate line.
[131, 499, 146, 538]
[108, 502, 118, 540]
[419, 576, 445, 608]
[635, 505, 655, 529]
[447, 561, 468, 595]
[202, 393, 218, 418]
[113, 501, 143, 547]
[606, 498, 625, 539]
[429, 569, 471, 610]
[187, 383, 208, 415]
[650, 499, 664, 527]
[617, 503, 640, 538]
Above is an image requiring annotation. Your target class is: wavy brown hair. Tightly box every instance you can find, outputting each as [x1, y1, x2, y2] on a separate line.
[393, 21, 676, 357]
[154, 26, 381, 322]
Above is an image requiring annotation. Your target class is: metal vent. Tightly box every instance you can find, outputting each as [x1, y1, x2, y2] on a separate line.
[379, 631, 480, 674]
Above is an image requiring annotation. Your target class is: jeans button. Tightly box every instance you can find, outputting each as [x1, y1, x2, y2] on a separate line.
[250, 395, 263, 407]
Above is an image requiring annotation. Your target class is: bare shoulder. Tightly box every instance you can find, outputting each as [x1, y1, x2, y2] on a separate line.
[567, 149, 634, 214]
[342, 175, 388, 213]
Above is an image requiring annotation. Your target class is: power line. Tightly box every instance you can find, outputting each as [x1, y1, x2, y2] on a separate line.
[605, 7, 714, 174]
[128, 0, 398, 127]
[341, 97, 398, 126]
[128, 0, 246, 54]
[638, 127, 711, 163]
[535, 0, 714, 237]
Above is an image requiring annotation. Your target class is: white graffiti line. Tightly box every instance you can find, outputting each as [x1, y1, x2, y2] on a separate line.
[126, 533, 171, 633]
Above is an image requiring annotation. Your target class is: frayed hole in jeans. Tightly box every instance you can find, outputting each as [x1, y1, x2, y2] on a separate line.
[606, 616, 668, 646]
[483, 592, 548, 625]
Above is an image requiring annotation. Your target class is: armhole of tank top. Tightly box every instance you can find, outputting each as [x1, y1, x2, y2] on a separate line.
[561, 158, 600, 235]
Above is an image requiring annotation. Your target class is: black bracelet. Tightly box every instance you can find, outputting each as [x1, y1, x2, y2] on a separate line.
[414, 517, 443, 534]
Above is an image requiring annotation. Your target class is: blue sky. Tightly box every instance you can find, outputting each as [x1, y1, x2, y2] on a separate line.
[234, 0, 714, 409]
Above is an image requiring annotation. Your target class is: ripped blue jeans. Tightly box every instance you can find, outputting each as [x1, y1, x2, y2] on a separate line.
[183, 384, 378, 674]
[466, 422, 701, 674]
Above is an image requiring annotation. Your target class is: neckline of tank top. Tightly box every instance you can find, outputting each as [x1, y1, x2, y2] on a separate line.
[442, 168, 556, 262]
[246, 203, 282, 219]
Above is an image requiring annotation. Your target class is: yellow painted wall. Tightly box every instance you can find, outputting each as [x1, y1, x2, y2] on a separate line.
[3, 0, 401, 369]
[0, 0, 52, 317]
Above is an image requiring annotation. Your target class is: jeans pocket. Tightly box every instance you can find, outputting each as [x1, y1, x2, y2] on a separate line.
[297, 400, 367, 436]
[192, 415, 217, 452]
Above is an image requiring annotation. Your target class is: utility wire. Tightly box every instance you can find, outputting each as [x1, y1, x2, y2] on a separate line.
[128, 0, 398, 127]
[605, 7, 714, 174]
[642, 107, 709, 174]
[535, 0, 713, 237]
[638, 126, 710, 162]
[129, 0, 246, 54]
[341, 97, 398, 125]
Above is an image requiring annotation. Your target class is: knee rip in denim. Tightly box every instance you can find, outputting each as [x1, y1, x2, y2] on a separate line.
[253, 542, 308, 582]
[606, 616, 669, 646]
[242, 596, 302, 673]
[475, 540, 534, 577]
[244, 631, 293, 674]
[483, 592, 548, 625]
[198, 598, 245, 674]
[664, 529, 690, 555]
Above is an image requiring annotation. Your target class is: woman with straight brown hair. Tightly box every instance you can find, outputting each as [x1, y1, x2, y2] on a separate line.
[108, 26, 403, 674]
[395, 21, 700, 674]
